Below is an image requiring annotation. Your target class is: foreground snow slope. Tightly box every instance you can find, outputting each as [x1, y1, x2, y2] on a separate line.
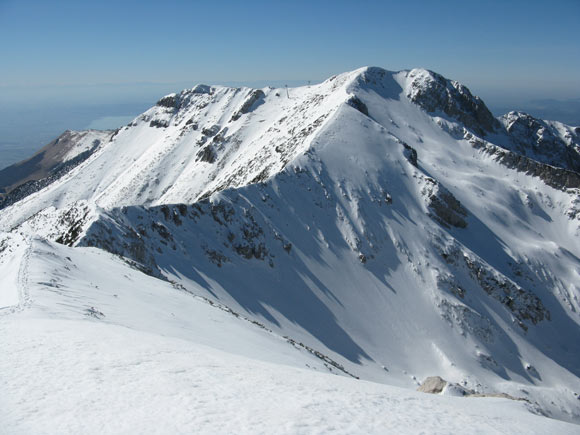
[1, 66, 580, 428]
[4, 322, 578, 435]
[0, 235, 349, 373]
[1, 237, 578, 434]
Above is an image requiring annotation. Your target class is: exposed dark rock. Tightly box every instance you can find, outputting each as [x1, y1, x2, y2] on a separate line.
[250, 168, 270, 184]
[234, 242, 268, 260]
[402, 143, 418, 167]
[109, 128, 120, 141]
[160, 205, 170, 221]
[274, 114, 328, 168]
[85, 306, 105, 319]
[283, 336, 359, 379]
[346, 95, 369, 116]
[437, 274, 466, 299]
[156, 94, 179, 108]
[463, 255, 549, 329]
[151, 222, 173, 242]
[501, 111, 580, 173]
[205, 248, 229, 267]
[149, 119, 169, 128]
[422, 178, 468, 228]
[185, 118, 198, 129]
[201, 124, 220, 137]
[230, 89, 265, 121]
[212, 130, 227, 144]
[430, 190, 467, 228]
[196, 145, 216, 163]
[407, 69, 500, 136]
[436, 241, 549, 330]
[210, 203, 235, 225]
[54, 206, 91, 246]
[466, 133, 580, 190]
[82, 220, 160, 278]
[177, 204, 187, 216]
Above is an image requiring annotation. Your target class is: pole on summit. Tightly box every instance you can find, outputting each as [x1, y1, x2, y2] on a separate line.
[285, 84, 289, 98]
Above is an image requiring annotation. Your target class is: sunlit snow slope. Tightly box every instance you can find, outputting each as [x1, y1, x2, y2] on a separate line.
[1, 66, 580, 430]
[1, 235, 578, 434]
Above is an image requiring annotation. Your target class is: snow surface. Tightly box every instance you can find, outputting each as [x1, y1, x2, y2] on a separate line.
[1, 237, 578, 434]
[58, 130, 111, 163]
[4, 321, 577, 435]
[1, 66, 580, 432]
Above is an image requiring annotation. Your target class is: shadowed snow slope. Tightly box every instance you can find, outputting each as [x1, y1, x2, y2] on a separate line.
[1, 66, 580, 431]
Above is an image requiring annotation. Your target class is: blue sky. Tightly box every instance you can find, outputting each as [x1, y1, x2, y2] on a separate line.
[1, 0, 579, 105]
[1, 0, 579, 167]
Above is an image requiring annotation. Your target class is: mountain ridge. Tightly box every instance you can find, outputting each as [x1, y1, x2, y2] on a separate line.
[1, 66, 580, 424]
[1, 66, 578, 216]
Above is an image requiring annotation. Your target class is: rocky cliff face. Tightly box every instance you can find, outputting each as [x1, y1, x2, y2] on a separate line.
[500, 111, 580, 173]
[406, 68, 501, 136]
[464, 131, 580, 191]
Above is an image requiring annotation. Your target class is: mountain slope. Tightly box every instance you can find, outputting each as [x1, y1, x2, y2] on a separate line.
[2, 236, 579, 434]
[499, 111, 580, 172]
[0, 130, 113, 206]
[1, 66, 580, 427]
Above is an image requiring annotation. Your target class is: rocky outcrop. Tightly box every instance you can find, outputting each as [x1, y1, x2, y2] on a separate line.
[196, 145, 216, 163]
[407, 69, 500, 137]
[421, 177, 468, 228]
[402, 143, 418, 167]
[438, 241, 550, 330]
[156, 94, 179, 109]
[437, 297, 495, 344]
[417, 376, 448, 394]
[466, 132, 580, 190]
[149, 119, 169, 128]
[345, 95, 369, 117]
[201, 124, 221, 137]
[155, 85, 212, 116]
[464, 256, 549, 330]
[53, 204, 93, 247]
[231, 89, 265, 121]
[76, 195, 296, 277]
[418, 376, 529, 401]
[501, 111, 580, 173]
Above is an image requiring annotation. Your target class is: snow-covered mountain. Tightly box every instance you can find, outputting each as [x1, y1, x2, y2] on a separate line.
[2, 66, 580, 432]
[0, 129, 113, 209]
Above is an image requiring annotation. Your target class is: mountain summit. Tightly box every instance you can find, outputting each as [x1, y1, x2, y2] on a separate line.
[1, 67, 580, 427]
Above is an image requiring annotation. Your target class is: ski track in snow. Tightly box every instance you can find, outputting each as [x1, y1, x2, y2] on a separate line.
[0, 235, 31, 315]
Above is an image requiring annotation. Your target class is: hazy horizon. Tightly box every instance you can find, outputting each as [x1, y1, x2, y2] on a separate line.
[1, 0, 579, 168]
